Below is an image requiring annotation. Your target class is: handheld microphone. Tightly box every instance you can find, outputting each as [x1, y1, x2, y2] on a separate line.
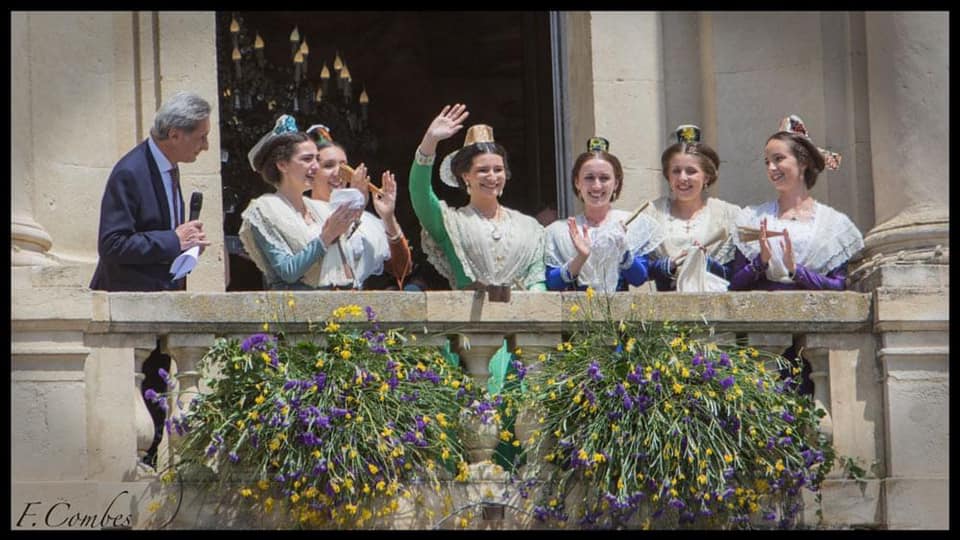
[189, 192, 203, 221]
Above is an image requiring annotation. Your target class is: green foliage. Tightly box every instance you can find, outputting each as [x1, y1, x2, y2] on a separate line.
[512, 291, 834, 529]
[171, 303, 480, 528]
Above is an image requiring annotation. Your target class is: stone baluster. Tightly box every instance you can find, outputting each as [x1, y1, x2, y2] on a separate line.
[164, 334, 215, 451]
[451, 333, 507, 480]
[506, 332, 561, 478]
[134, 346, 161, 461]
[795, 335, 833, 445]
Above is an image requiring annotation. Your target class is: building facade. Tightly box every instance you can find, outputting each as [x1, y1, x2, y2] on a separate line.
[11, 11, 948, 529]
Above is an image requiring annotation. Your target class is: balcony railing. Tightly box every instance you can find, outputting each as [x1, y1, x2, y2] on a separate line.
[12, 289, 885, 529]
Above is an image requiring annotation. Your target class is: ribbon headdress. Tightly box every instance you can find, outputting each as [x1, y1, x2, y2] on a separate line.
[247, 114, 299, 172]
[439, 124, 496, 188]
[778, 114, 842, 171]
[306, 123, 334, 147]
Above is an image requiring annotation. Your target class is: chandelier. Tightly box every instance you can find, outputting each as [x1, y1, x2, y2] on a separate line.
[218, 12, 378, 273]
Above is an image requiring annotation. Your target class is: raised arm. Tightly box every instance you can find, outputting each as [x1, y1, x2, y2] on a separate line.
[409, 104, 472, 289]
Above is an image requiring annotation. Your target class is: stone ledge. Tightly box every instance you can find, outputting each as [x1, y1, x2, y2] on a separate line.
[10, 289, 876, 335]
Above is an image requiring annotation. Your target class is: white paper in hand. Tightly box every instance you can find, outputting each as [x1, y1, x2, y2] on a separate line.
[329, 188, 366, 210]
[169, 246, 200, 281]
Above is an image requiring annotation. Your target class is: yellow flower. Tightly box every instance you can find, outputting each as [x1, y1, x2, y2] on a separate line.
[254, 394, 266, 405]
[287, 299, 295, 308]
[724, 453, 734, 463]
[340, 349, 352, 360]
[570, 304, 580, 314]
[672, 382, 684, 394]
[262, 322, 269, 331]
[236, 420, 245, 430]
[698, 474, 707, 485]
[450, 380, 461, 389]
[239, 488, 253, 498]
[258, 479, 270, 491]
[247, 410, 259, 421]
[368, 463, 379, 475]
[585, 287, 596, 300]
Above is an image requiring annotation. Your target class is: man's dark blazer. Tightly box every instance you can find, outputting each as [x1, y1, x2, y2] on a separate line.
[89, 140, 185, 291]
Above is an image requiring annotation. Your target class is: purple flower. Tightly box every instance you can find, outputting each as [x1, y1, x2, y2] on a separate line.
[241, 333, 273, 353]
[330, 407, 349, 417]
[692, 353, 703, 366]
[781, 411, 795, 423]
[143, 388, 160, 403]
[622, 395, 634, 410]
[364, 306, 377, 321]
[720, 376, 735, 390]
[228, 451, 239, 463]
[718, 352, 731, 367]
[512, 360, 528, 381]
[651, 370, 660, 382]
[205, 444, 218, 457]
[779, 436, 794, 446]
[587, 360, 603, 381]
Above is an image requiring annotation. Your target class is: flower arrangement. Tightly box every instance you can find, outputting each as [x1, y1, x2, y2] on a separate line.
[170, 303, 482, 528]
[513, 290, 834, 529]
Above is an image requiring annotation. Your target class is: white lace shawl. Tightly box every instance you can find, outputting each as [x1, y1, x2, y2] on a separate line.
[648, 196, 741, 265]
[734, 200, 864, 280]
[421, 201, 545, 290]
[544, 209, 665, 292]
[239, 194, 391, 289]
[239, 193, 327, 287]
[308, 199, 391, 288]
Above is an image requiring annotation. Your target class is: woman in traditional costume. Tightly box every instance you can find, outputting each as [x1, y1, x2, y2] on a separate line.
[305, 124, 412, 289]
[729, 114, 863, 290]
[544, 137, 663, 293]
[238, 114, 362, 290]
[646, 125, 741, 292]
[408, 104, 545, 300]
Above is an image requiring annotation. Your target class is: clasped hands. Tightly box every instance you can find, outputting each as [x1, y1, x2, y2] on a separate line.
[757, 217, 795, 274]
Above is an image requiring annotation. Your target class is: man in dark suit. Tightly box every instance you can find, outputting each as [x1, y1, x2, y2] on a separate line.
[90, 91, 213, 467]
[90, 91, 212, 291]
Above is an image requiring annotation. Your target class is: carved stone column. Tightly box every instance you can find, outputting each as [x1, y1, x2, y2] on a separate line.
[11, 12, 56, 267]
[852, 12, 949, 290]
[853, 12, 949, 530]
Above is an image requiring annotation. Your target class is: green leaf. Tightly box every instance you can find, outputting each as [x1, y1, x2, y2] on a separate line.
[486, 339, 511, 396]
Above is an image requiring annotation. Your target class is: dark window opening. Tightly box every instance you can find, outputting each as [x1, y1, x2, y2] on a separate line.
[217, 12, 556, 291]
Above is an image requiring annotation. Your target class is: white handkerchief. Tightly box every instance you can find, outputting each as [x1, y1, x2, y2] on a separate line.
[330, 188, 366, 210]
[170, 246, 200, 281]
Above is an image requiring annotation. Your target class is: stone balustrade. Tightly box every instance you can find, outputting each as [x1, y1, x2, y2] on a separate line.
[9, 287, 922, 529]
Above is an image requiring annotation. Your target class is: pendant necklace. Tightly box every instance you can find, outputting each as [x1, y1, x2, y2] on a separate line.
[474, 205, 503, 241]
